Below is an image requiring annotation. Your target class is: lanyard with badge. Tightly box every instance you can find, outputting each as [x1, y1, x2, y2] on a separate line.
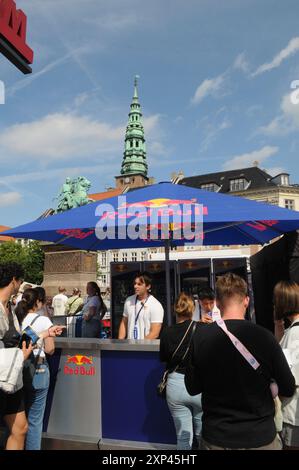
[133, 295, 150, 339]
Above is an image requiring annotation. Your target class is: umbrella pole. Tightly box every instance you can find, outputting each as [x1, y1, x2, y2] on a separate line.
[164, 239, 172, 326]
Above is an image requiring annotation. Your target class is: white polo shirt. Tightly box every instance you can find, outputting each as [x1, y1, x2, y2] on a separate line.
[123, 294, 164, 339]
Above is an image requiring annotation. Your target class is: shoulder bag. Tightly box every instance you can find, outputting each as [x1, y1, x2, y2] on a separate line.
[0, 303, 24, 394]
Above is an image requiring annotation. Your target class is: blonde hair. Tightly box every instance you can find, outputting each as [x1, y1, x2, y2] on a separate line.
[175, 293, 195, 319]
[273, 280, 299, 320]
[216, 273, 248, 305]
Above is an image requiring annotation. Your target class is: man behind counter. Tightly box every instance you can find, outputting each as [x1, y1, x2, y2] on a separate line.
[118, 272, 164, 340]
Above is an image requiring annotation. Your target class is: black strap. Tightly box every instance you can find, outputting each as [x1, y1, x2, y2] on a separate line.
[291, 321, 299, 328]
[171, 321, 197, 372]
[67, 296, 79, 310]
[180, 322, 197, 363]
[29, 314, 40, 327]
[7, 302, 14, 327]
[28, 314, 42, 365]
[134, 295, 150, 325]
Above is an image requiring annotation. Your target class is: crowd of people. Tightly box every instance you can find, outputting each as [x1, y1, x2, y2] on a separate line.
[1, 262, 299, 451]
[159, 273, 299, 451]
[115, 270, 299, 450]
[0, 263, 65, 450]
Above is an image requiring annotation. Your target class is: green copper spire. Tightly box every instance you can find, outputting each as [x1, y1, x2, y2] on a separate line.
[120, 75, 148, 178]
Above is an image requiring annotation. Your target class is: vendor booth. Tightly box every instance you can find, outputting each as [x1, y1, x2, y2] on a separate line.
[42, 338, 176, 450]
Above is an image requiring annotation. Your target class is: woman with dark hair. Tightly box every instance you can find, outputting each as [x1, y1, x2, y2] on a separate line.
[0, 262, 32, 450]
[273, 280, 299, 450]
[159, 293, 202, 450]
[81, 281, 107, 338]
[15, 288, 64, 450]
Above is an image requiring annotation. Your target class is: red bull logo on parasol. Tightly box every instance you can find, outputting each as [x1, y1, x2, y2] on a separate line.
[95, 196, 205, 244]
[56, 229, 94, 240]
[64, 354, 95, 376]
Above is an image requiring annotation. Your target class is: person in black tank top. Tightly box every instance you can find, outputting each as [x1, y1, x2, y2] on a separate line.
[160, 293, 203, 450]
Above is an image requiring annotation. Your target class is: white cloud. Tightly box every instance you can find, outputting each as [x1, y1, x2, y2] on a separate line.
[223, 146, 279, 170]
[257, 92, 299, 136]
[257, 116, 287, 137]
[191, 74, 225, 105]
[143, 114, 161, 134]
[252, 37, 299, 77]
[0, 192, 22, 207]
[0, 112, 164, 173]
[233, 52, 249, 73]
[0, 113, 124, 162]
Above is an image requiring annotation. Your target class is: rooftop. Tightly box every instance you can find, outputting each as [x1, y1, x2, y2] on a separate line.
[180, 166, 282, 192]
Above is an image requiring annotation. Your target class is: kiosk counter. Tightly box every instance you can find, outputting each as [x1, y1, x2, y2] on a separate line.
[43, 338, 176, 450]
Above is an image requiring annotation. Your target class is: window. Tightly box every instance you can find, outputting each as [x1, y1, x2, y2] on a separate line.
[285, 199, 295, 210]
[230, 178, 246, 192]
[122, 252, 128, 262]
[141, 251, 147, 261]
[113, 252, 119, 262]
[131, 252, 137, 261]
[100, 274, 106, 285]
[136, 141, 139, 147]
[100, 252, 107, 267]
[201, 183, 218, 192]
[130, 140, 133, 148]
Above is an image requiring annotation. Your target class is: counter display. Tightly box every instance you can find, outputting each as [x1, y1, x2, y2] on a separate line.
[43, 338, 176, 450]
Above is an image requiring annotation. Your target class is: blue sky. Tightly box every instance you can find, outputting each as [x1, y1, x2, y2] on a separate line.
[1, 0, 299, 227]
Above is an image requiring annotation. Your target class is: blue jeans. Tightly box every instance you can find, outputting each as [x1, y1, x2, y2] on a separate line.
[166, 371, 202, 450]
[24, 362, 50, 450]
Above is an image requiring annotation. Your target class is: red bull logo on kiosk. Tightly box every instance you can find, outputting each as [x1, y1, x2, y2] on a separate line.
[64, 354, 95, 376]
[95, 196, 205, 244]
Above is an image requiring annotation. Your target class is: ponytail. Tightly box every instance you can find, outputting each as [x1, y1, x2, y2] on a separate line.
[15, 288, 39, 324]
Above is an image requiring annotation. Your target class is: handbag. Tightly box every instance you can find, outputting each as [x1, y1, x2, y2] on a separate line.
[0, 302, 24, 394]
[0, 342, 24, 393]
[157, 369, 169, 398]
[157, 321, 197, 398]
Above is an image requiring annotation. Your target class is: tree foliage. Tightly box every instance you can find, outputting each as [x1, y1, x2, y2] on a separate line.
[0, 241, 44, 284]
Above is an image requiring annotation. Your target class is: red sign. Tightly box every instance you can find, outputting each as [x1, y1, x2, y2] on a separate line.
[64, 355, 95, 377]
[0, 0, 33, 71]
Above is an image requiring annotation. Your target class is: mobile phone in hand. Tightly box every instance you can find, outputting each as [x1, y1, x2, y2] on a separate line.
[19, 326, 39, 348]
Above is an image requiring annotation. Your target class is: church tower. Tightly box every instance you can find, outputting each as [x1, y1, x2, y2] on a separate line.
[115, 76, 149, 190]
